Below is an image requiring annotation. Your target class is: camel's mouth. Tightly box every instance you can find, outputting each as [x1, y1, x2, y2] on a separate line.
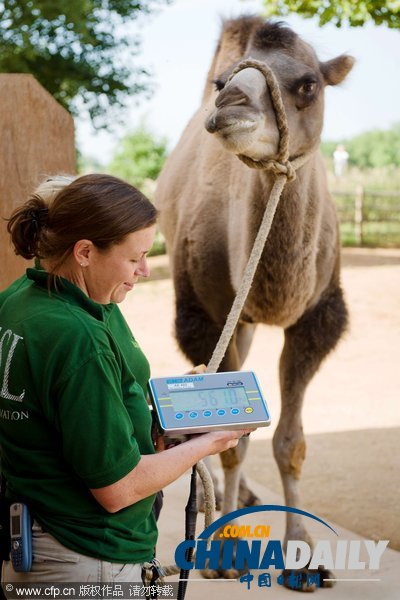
[206, 117, 259, 154]
[205, 106, 259, 134]
[217, 119, 258, 138]
[207, 115, 277, 159]
[205, 106, 279, 160]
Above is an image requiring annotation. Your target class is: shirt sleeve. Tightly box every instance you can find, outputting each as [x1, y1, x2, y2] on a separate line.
[53, 351, 142, 489]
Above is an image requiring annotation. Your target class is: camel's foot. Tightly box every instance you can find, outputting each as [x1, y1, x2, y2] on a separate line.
[237, 488, 262, 509]
[317, 567, 335, 588]
[279, 566, 335, 592]
[201, 567, 245, 579]
[200, 533, 248, 580]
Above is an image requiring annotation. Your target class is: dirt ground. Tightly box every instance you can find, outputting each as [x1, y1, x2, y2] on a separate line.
[120, 247, 400, 551]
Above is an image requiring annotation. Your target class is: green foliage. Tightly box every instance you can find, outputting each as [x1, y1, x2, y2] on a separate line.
[320, 140, 338, 161]
[348, 125, 400, 168]
[106, 126, 168, 256]
[262, 1, 400, 28]
[108, 126, 168, 190]
[148, 230, 166, 256]
[0, 0, 169, 126]
[321, 124, 400, 169]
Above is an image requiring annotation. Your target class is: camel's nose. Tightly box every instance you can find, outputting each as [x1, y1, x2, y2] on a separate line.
[205, 85, 252, 134]
[215, 85, 250, 110]
[205, 112, 218, 133]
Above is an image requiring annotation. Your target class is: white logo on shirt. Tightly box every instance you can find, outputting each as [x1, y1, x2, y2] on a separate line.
[0, 328, 26, 402]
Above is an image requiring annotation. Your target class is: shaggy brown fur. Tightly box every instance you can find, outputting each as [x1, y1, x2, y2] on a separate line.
[156, 16, 354, 589]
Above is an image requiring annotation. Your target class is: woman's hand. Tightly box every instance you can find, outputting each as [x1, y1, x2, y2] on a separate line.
[195, 428, 256, 455]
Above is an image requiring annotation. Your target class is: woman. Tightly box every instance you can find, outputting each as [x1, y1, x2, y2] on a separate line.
[0, 174, 251, 587]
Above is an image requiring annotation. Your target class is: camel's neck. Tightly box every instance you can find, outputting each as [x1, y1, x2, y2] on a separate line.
[249, 153, 323, 247]
[227, 153, 324, 291]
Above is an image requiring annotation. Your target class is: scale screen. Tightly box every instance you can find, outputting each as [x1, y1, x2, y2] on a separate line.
[169, 387, 249, 412]
[148, 370, 271, 436]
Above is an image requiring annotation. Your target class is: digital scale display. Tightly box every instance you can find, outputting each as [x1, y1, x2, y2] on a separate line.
[148, 371, 271, 436]
[169, 386, 249, 412]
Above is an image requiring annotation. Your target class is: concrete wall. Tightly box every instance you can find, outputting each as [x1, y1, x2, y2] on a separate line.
[0, 74, 76, 289]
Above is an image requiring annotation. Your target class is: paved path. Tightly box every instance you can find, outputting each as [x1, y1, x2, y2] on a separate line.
[155, 472, 400, 599]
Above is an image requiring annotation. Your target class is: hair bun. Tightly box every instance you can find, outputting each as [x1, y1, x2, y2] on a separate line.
[28, 207, 49, 231]
[7, 198, 49, 259]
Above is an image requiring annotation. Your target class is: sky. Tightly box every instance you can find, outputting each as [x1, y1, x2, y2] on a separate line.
[76, 0, 400, 164]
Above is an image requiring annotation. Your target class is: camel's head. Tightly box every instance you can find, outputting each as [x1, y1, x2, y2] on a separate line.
[205, 20, 354, 162]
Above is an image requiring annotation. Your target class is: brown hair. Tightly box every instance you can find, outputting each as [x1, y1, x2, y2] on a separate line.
[7, 174, 158, 272]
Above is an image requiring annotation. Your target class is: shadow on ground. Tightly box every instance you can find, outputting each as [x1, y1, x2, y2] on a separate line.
[243, 427, 400, 551]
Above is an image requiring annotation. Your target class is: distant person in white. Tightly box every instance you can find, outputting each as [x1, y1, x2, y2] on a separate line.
[333, 144, 349, 177]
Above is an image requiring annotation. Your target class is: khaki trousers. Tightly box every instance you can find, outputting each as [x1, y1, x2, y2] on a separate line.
[1, 521, 143, 594]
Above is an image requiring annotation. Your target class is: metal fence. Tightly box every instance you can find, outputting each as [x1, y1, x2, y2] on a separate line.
[333, 187, 400, 247]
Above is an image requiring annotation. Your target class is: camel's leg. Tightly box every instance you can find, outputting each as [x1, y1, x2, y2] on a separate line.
[236, 322, 256, 364]
[219, 435, 249, 514]
[174, 277, 243, 514]
[202, 435, 250, 579]
[174, 279, 258, 576]
[180, 319, 259, 511]
[273, 283, 348, 590]
[206, 344, 253, 578]
[238, 473, 262, 508]
[201, 338, 253, 579]
[235, 323, 263, 508]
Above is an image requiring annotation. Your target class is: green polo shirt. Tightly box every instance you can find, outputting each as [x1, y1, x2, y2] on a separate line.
[0, 268, 157, 563]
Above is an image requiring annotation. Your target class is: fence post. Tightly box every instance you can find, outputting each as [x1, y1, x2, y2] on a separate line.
[354, 185, 364, 246]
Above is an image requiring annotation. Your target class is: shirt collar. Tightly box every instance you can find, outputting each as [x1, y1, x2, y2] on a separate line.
[26, 267, 113, 321]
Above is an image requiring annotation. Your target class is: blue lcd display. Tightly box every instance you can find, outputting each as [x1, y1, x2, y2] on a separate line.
[169, 386, 249, 413]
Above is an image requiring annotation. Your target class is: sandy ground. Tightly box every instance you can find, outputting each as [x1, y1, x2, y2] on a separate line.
[120, 247, 400, 552]
[155, 472, 400, 599]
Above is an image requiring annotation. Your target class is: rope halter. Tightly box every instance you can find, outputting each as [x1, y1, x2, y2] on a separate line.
[225, 58, 299, 181]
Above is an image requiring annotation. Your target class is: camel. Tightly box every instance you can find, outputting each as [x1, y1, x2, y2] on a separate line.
[156, 16, 354, 589]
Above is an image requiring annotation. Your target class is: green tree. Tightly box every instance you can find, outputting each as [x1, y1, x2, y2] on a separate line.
[320, 140, 338, 160]
[348, 125, 400, 167]
[0, 0, 169, 126]
[108, 126, 168, 190]
[261, 1, 400, 28]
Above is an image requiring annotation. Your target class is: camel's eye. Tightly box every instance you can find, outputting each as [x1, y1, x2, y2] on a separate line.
[298, 80, 317, 95]
[213, 79, 225, 92]
[294, 77, 319, 109]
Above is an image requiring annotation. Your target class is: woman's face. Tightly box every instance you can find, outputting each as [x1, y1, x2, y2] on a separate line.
[84, 225, 156, 304]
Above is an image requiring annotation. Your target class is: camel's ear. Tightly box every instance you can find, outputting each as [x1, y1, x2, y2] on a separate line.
[320, 54, 355, 86]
